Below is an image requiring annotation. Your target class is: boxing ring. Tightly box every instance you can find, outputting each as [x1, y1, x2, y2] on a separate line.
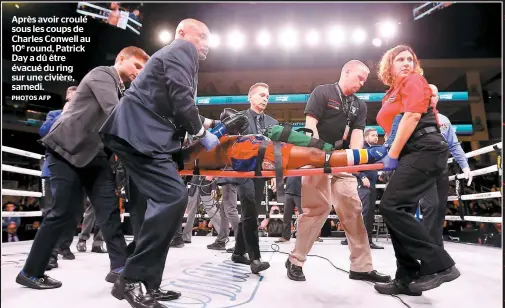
[1, 142, 502, 308]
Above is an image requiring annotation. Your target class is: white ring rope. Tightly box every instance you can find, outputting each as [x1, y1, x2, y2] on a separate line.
[2, 146, 44, 160]
[2, 142, 502, 224]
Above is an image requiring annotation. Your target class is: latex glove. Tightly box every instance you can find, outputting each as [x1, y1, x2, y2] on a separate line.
[200, 131, 219, 151]
[462, 167, 473, 186]
[380, 155, 399, 171]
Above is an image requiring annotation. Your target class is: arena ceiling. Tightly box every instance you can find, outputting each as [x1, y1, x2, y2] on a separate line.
[2, 2, 502, 125]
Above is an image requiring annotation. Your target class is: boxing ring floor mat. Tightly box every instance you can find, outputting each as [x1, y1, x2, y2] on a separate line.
[1, 236, 502, 308]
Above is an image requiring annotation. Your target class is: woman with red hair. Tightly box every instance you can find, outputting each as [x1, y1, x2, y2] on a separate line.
[373, 45, 460, 296]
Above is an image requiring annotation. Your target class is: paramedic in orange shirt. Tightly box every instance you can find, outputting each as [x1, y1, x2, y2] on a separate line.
[373, 45, 460, 296]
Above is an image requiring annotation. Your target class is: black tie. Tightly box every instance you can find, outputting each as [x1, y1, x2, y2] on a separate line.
[256, 115, 264, 135]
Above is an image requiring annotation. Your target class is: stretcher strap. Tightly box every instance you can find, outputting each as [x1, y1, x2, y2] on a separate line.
[255, 140, 269, 176]
[193, 159, 200, 175]
[294, 127, 314, 137]
[274, 142, 285, 203]
[308, 138, 327, 150]
[323, 152, 333, 173]
[278, 124, 292, 142]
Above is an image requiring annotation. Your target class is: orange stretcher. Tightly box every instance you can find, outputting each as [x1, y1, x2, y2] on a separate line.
[179, 163, 384, 178]
[179, 135, 385, 178]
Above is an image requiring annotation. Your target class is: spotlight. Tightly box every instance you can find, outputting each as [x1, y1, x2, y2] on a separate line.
[210, 34, 220, 48]
[328, 26, 345, 46]
[279, 27, 298, 49]
[372, 38, 382, 47]
[351, 28, 366, 44]
[257, 30, 271, 47]
[227, 30, 246, 50]
[378, 21, 398, 38]
[306, 29, 319, 46]
[159, 30, 172, 44]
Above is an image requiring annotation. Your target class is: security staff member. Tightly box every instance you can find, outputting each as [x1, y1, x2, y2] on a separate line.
[374, 45, 460, 296]
[230, 82, 277, 274]
[419, 84, 472, 247]
[286, 60, 390, 284]
[16, 46, 149, 290]
[100, 19, 220, 308]
[343, 128, 384, 249]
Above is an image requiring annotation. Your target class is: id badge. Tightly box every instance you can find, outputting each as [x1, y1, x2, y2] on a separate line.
[342, 124, 350, 141]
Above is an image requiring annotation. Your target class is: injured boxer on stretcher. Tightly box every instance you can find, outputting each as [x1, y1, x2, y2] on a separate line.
[180, 109, 389, 173]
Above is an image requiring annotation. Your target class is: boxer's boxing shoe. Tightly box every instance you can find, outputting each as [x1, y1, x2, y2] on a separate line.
[250, 260, 270, 274]
[349, 270, 391, 283]
[374, 280, 422, 296]
[408, 266, 460, 293]
[111, 277, 164, 308]
[16, 271, 62, 289]
[285, 259, 306, 281]
[148, 288, 182, 301]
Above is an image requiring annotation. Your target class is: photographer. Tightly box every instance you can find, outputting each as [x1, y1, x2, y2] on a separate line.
[259, 205, 284, 238]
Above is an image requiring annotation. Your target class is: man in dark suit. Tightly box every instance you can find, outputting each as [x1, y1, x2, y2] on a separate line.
[343, 128, 384, 249]
[16, 46, 149, 290]
[99, 19, 220, 308]
[230, 82, 277, 274]
[39, 86, 78, 270]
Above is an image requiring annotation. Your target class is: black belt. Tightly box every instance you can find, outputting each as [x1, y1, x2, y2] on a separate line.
[412, 126, 439, 139]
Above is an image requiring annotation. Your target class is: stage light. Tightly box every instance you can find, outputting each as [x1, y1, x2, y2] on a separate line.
[351, 28, 367, 44]
[306, 29, 319, 46]
[378, 21, 398, 38]
[257, 30, 271, 47]
[279, 27, 299, 49]
[159, 30, 172, 44]
[228, 30, 246, 50]
[372, 38, 382, 47]
[328, 26, 345, 46]
[210, 34, 220, 48]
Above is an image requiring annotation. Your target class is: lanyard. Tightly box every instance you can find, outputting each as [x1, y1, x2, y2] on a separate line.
[335, 84, 352, 141]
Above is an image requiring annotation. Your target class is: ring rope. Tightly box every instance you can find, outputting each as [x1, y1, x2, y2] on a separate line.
[2, 142, 502, 224]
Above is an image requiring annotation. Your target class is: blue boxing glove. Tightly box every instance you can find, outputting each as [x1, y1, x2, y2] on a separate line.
[366, 145, 388, 163]
[380, 155, 398, 171]
[199, 130, 220, 151]
[210, 122, 227, 139]
[384, 114, 403, 149]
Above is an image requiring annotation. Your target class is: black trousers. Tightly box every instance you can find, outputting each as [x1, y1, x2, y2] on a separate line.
[281, 193, 302, 240]
[23, 151, 127, 277]
[379, 135, 455, 283]
[419, 167, 449, 248]
[104, 135, 187, 290]
[358, 185, 376, 241]
[234, 178, 265, 261]
[123, 176, 148, 255]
